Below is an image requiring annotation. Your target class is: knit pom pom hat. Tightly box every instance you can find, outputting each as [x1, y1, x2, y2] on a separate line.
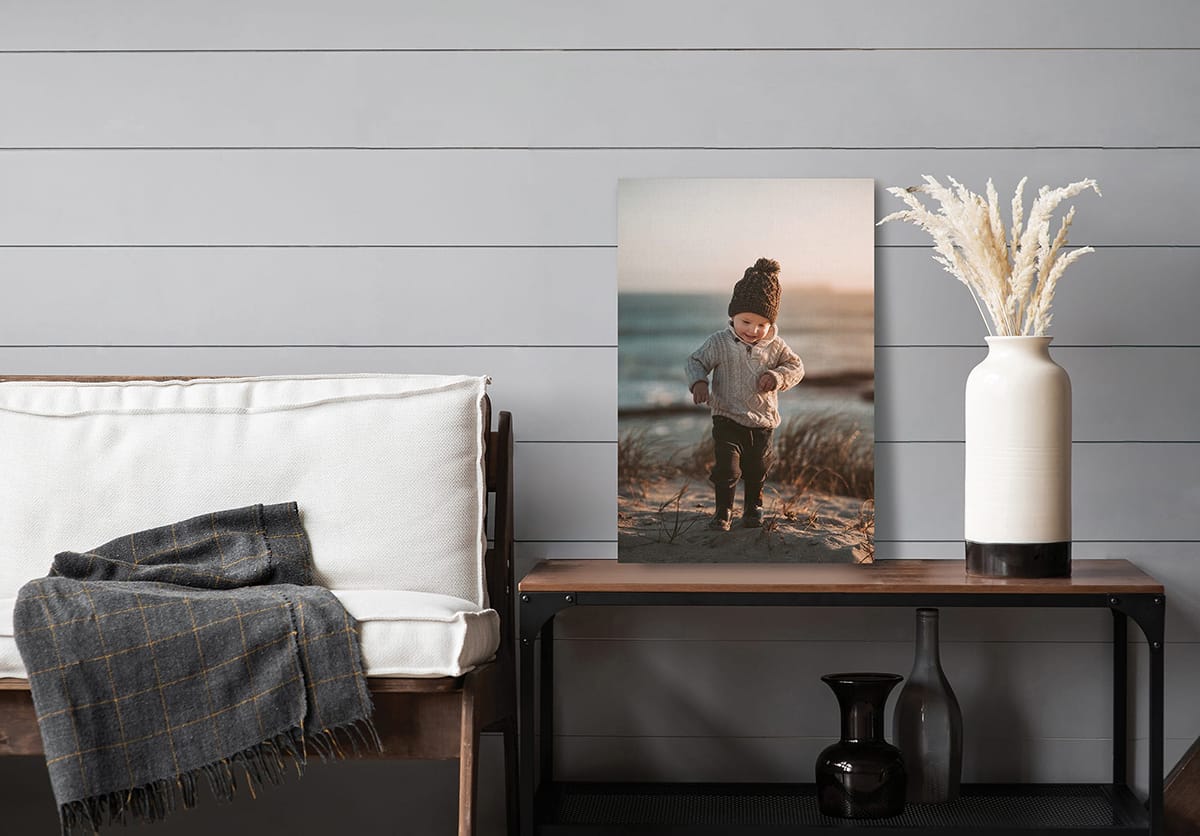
[728, 258, 782, 322]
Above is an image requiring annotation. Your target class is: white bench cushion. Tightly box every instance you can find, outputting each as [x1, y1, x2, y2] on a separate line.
[0, 600, 21, 680]
[332, 590, 500, 677]
[0, 591, 500, 679]
[0, 374, 490, 607]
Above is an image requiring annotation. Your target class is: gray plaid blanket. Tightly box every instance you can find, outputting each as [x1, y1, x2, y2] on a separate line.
[14, 502, 378, 833]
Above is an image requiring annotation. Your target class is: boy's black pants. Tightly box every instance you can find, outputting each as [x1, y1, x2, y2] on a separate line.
[710, 415, 774, 510]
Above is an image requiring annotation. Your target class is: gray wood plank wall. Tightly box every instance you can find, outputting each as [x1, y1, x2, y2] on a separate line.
[2, 2, 1197, 833]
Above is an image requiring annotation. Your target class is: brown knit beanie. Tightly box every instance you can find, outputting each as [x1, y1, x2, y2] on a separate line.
[728, 258, 782, 322]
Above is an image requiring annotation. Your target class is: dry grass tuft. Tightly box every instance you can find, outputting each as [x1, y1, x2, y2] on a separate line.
[621, 412, 874, 501]
[844, 499, 876, 563]
[770, 414, 874, 500]
[618, 427, 667, 498]
[651, 482, 706, 544]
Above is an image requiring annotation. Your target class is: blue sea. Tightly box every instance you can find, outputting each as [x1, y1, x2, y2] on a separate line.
[619, 289, 875, 442]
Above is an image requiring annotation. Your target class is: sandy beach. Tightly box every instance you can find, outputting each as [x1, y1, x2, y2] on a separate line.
[618, 478, 874, 564]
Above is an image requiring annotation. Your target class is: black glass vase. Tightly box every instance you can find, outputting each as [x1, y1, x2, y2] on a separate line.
[815, 672, 907, 819]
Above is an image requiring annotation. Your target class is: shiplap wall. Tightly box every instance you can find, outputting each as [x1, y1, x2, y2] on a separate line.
[2, 2, 1199, 833]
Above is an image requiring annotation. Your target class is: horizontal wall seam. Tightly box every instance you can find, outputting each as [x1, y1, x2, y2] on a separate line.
[0, 243, 614, 249]
[3, 47, 1200, 55]
[0, 344, 619, 349]
[4, 345, 1200, 350]
[3, 145, 1200, 151]
[1, 244, 1196, 250]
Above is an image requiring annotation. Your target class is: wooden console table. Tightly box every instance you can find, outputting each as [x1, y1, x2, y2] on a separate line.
[517, 559, 1165, 835]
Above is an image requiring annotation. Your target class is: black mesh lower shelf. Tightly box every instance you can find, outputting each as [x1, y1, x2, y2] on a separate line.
[539, 783, 1149, 833]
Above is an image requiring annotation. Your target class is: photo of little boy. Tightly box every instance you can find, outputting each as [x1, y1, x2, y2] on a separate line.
[618, 178, 875, 564]
[687, 258, 805, 531]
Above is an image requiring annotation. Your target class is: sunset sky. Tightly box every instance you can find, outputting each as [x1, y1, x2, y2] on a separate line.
[617, 178, 875, 293]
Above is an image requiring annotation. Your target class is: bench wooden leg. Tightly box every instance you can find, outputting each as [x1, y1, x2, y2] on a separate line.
[458, 689, 480, 836]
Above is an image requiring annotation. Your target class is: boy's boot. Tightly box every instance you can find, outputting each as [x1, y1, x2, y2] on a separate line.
[742, 479, 765, 528]
[708, 483, 735, 531]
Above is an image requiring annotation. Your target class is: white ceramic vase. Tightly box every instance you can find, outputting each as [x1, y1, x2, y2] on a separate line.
[964, 336, 1072, 577]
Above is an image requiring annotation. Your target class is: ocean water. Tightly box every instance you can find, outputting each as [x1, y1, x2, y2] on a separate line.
[619, 289, 875, 442]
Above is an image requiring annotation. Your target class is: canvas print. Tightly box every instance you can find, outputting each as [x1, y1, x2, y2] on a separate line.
[617, 178, 875, 563]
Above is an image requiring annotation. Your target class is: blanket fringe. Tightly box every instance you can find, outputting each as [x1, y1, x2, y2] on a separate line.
[59, 718, 380, 835]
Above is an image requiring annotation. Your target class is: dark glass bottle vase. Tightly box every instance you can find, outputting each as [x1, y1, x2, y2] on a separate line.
[815, 673, 907, 819]
[894, 608, 963, 803]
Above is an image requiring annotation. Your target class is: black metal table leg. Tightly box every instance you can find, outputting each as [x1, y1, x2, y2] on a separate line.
[518, 616, 537, 836]
[540, 616, 555, 782]
[1115, 593, 1166, 836]
[1112, 609, 1128, 786]
[1149, 632, 1164, 836]
[519, 592, 573, 836]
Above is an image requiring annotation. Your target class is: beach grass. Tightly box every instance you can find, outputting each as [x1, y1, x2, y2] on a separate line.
[620, 411, 874, 501]
[769, 413, 874, 500]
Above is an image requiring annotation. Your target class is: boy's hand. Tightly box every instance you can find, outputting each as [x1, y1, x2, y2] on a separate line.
[692, 381, 709, 405]
[757, 373, 778, 393]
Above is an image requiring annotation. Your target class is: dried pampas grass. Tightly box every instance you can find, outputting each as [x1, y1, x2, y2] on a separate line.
[878, 176, 1101, 336]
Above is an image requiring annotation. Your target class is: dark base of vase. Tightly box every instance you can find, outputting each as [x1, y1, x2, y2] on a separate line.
[816, 768, 907, 819]
[815, 738, 907, 819]
[965, 541, 1071, 578]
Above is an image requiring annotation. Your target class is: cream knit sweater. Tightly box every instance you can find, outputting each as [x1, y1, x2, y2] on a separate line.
[686, 324, 805, 429]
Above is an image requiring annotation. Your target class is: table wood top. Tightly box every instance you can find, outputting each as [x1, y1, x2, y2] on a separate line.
[519, 559, 1163, 595]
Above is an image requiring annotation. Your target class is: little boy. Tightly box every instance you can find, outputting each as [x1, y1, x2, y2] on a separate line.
[686, 258, 805, 531]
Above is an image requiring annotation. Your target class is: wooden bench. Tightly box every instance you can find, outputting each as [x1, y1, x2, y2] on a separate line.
[0, 375, 517, 836]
